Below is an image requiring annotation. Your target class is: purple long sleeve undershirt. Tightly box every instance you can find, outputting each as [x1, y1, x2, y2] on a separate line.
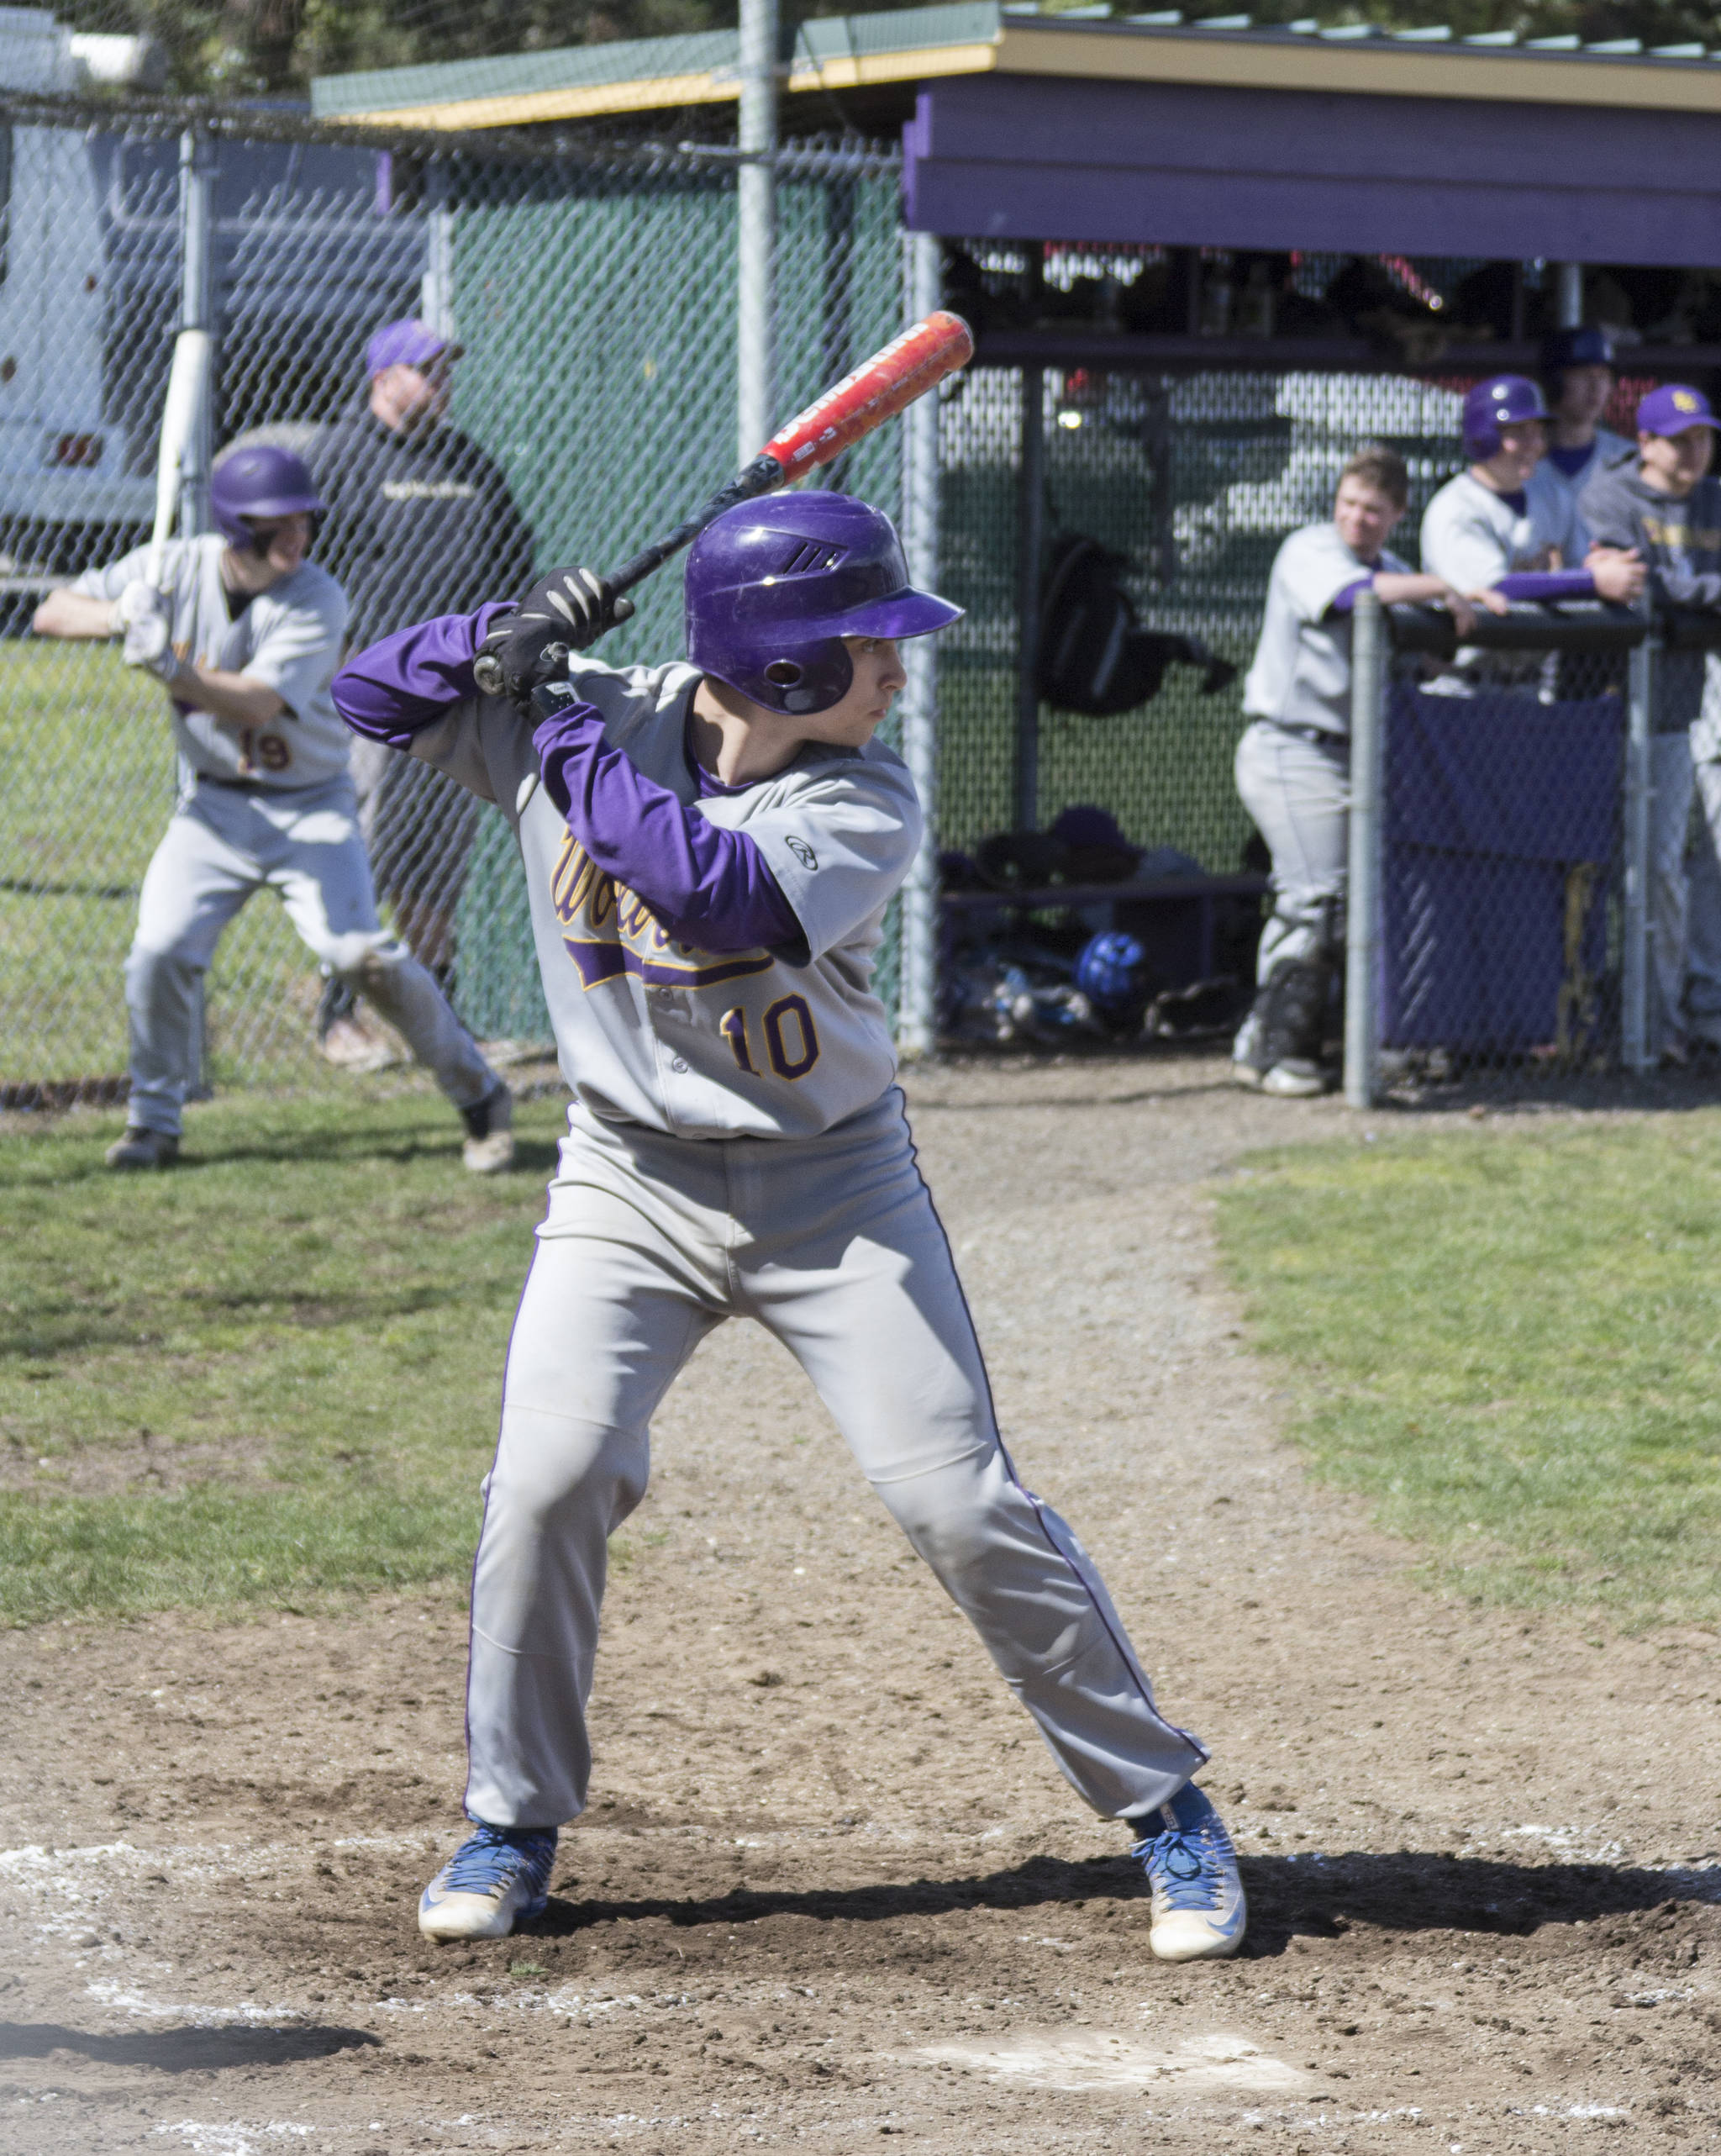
[331, 606, 802, 957]
[1327, 568, 1603, 615]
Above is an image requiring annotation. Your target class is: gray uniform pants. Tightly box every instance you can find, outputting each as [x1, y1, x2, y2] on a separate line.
[1233, 719, 1349, 984]
[463, 1091, 1207, 1831]
[125, 776, 497, 1136]
[1646, 732, 1696, 1058]
[1686, 743, 1721, 1042]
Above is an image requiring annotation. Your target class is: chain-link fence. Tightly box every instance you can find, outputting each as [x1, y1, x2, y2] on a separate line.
[3, 108, 903, 1097]
[8, 156, 1719, 1097]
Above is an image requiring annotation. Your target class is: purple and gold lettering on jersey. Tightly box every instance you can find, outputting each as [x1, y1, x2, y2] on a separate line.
[549, 830, 776, 993]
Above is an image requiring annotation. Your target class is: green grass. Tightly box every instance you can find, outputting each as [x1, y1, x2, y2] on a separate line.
[0, 1088, 570, 1625]
[1215, 1116, 1721, 1628]
[0, 640, 344, 1088]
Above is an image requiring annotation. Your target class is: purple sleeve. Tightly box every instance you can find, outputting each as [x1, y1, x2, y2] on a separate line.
[531, 697, 803, 958]
[1326, 577, 1373, 614]
[331, 603, 514, 747]
[1493, 570, 1602, 603]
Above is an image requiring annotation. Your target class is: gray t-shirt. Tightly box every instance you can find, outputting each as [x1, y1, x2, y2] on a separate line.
[404, 656, 921, 1141]
[1242, 522, 1406, 735]
[73, 535, 350, 789]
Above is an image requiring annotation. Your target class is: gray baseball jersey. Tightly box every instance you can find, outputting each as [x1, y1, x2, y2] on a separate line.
[73, 535, 350, 789]
[1419, 467, 1584, 590]
[403, 656, 919, 1140]
[1241, 521, 1408, 736]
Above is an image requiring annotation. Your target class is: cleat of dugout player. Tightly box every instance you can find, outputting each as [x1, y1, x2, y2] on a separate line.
[34, 444, 510, 1169]
[335, 492, 1244, 1961]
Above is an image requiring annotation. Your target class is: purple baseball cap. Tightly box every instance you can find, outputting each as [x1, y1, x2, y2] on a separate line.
[365, 317, 464, 377]
[1638, 383, 1717, 436]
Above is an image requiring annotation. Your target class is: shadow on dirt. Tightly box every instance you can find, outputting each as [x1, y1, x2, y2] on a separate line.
[534, 1848, 1720, 1953]
[0, 2017, 381, 2073]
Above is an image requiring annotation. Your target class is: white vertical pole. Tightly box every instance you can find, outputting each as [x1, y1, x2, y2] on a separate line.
[1556, 261, 1583, 330]
[1344, 590, 1385, 1109]
[736, 0, 776, 465]
[176, 125, 214, 538]
[420, 159, 454, 338]
[1623, 635, 1654, 1073]
[897, 229, 942, 1058]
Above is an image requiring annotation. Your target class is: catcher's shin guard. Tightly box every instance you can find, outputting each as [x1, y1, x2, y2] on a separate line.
[1258, 955, 1335, 1095]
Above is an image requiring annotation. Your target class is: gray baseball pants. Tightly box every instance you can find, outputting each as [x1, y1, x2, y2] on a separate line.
[462, 1090, 1207, 1830]
[1685, 741, 1721, 1044]
[124, 774, 497, 1136]
[1645, 732, 1696, 1058]
[1233, 719, 1349, 983]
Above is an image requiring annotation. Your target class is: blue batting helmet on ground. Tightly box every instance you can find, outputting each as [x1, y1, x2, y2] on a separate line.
[210, 444, 324, 548]
[1462, 374, 1550, 461]
[684, 493, 962, 716]
[1074, 930, 1149, 1015]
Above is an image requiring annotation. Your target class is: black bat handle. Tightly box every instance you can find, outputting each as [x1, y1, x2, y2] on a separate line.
[472, 453, 787, 697]
[603, 452, 785, 599]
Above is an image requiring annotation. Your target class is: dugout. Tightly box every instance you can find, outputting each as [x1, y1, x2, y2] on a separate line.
[315, 10, 1721, 1050]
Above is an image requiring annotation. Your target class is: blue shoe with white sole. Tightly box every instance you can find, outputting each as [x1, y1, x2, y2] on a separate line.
[1129, 1782, 1247, 1962]
[418, 1823, 558, 1942]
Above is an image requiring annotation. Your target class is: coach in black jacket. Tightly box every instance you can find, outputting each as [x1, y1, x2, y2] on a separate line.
[309, 319, 537, 1039]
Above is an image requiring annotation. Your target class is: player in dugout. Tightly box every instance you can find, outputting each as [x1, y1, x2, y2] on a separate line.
[1233, 443, 1482, 1095]
[1582, 385, 1721, 1062]
[33, 444, 515, 1172]
[1535, 326, 1634, 548]
[1420, 373, 1645, 644]
[332, 492, 1250, 1964]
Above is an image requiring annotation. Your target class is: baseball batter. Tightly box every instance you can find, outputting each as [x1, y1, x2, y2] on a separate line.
[332, 492, 1247, 1964]
[33, 445, 513, 1172]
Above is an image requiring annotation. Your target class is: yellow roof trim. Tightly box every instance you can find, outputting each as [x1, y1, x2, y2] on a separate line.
[993, 22, 1721, 110]
[334, 37, 995, 129]
[787, 39, 996, 92]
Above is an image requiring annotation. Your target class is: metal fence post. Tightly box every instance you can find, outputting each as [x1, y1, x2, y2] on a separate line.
[897, 229, 942, 1059]
[420, 157, 454, 338]
[176, 124, 214, 538]
[1344, 591, 1385, 1108]
[735, 0, 776, 465]
[1015, 365, 1044, 830]
[1622, 635, 1655, 1073]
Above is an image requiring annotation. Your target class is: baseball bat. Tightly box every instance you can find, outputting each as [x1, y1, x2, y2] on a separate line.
[145, 329, 212, 590]
[473, 310, 973, 693]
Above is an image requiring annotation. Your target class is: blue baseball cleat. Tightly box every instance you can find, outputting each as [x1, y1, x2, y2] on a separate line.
[418, 1823, 558, 1943]
[1129, 1782, 1247, 1962]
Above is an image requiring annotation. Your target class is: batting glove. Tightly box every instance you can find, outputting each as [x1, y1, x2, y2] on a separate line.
[109, 578, 167, 637]
[122, 612, 181, 682]
[475, 567, 634, 707]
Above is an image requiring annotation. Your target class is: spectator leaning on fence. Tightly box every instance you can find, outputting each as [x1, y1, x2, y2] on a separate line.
[1536, 327, 1634, 550]
[1420, 375, 1645, 641]
[1582, 385, 1721, 1062]
[1232, 444, 1478, 1096]
[308, 317, 538, 1067]
[31, 445, 516, 1174]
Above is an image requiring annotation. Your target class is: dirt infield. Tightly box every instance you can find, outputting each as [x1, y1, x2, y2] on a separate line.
[3, 1057, 1718, 2154]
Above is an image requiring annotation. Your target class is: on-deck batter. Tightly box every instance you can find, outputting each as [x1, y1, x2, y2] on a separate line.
[33, 444, 513, 1171]
[332, 492, 1248, 1964]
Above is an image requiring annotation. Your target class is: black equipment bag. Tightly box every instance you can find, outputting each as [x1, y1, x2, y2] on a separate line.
[1037, 535, 1236, 714]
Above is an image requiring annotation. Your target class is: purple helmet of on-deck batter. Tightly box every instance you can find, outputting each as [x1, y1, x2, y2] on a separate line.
[209, 443, 325, 551]
[684, 493, 963, 716]
[1462, 374, 1550, 461]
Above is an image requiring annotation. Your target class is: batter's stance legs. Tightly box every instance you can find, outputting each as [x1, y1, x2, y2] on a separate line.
[426, 1099, 1245, 1958]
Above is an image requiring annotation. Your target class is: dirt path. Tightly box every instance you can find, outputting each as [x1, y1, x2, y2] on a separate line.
[3, 1057, 1718, 2155]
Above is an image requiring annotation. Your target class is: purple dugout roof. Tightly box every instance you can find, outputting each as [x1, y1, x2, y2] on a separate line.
[903, 20, 1721, 266]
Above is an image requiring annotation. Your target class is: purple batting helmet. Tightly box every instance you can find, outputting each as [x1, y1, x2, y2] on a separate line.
[1463, 374, 1550, 461]
[684, 492, 962, 716]
[210, 443, 324, 550]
